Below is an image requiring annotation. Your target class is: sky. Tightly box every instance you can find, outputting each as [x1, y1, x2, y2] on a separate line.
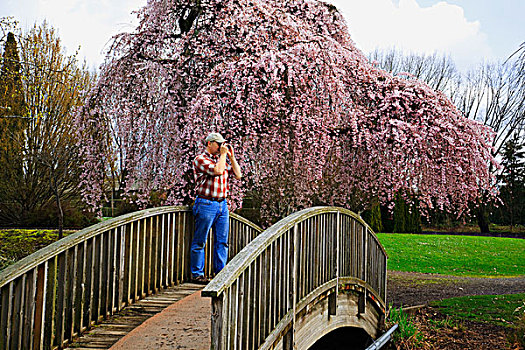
[0, 0, 524, 71]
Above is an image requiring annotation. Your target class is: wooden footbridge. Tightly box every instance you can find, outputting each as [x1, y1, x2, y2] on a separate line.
[0, 206, 387, 350]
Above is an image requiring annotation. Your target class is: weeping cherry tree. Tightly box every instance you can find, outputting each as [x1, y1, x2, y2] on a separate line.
[75, 0, 498, 224]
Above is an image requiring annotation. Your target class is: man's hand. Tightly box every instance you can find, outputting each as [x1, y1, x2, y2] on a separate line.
[213, 144, 228, 175]
[227, 144, 242, 180]
[227, 144, 235, 159]
[220, 143, 229, 156]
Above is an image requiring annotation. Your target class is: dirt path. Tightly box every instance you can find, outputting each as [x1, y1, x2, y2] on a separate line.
[387, 271, 525, 307]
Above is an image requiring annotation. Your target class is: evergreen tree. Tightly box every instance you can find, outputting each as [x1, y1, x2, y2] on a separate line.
[369, 197, 383, 233]
[0, 32, 24, 111]
[393, 191, 422, 233]
[393, 192, 407, 233]
[380, 204, 394, 233]
[362, 197, 383, 233]
[0, 31, 25, 131]
[406, 197, 422, 233]
[497, 135, 525, 228]
[0, 31, 26, 223]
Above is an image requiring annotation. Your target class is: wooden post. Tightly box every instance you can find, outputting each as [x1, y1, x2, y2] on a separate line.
[23, 269, 37, 350]
[65, 246, 77, 340]
[223, 288, 230, 348]
[210, 294, 224, 350]
[137, 219, 145, 298]
[155, 216, 162, 290]
[166, 213, 172, 286]
[292, 223, 298, 350]
[145, 216, 153, 294]
[130, 220, 138, 301]
[11, 276, 23, 350]
[124, 223, 132, 304]
[55, 251, 67, 346]
[231, 279, 239, 349]
[175, 213, 183, 284]
[33, 264, 47, 350]
[283, 326, 293, 350]
[276, 236, 283, 323]
[328, 290, 337, 316]
[268, 243, 274, 333]
[108, 228, 117, 315]
[117, 225, 126, 310]
[43, 258, 56, 350]
[363, 226, 368, 284]
[333, 212, 341, 316]
[93, 234, 102, 321]
[249, 260, 257, 349]
[159, 214, 166, 289]
[75, 241, 86, 333]
[236, 272, 245, 349]
[358, 290, 367, 315]
[258, 252, 266, 343]
[84, 237, 94, 330]
[102, 231, 111, 317]
[3, 283, 14, 350]
[183, 212, 190, 282]
[383, 254, 388, 304]
[242, 264, 251, 349]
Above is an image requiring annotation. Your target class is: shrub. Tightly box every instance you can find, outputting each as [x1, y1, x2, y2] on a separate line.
[387, 305, 425, 349]
[1, 200, 98, 229]
[509, 302, 525, 348]
[0, 229, 66, 271]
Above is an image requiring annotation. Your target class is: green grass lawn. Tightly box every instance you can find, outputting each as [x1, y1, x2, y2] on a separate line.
[430, 294, 525, 328]
[377, 233, 525, 277]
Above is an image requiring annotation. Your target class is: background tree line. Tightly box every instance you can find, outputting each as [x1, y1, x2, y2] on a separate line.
[0, 18, 96, 237]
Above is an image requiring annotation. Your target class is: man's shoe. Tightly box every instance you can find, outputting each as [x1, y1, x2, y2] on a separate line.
[191, 275, 210, 285]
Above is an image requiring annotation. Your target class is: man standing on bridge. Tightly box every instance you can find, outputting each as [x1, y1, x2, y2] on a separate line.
[190, 132, 242, 284]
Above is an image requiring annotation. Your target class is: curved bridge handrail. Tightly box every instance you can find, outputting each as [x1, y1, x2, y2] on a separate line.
[0, 206, 184, 287]
[202, 206, 388, 350]
[0, 205, 262, 350]
[203, 206, 386, 298]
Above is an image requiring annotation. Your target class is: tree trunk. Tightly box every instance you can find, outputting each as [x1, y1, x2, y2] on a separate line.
[56, 193, 64, 239]
[476, 205, 490, 234]
[51, 174, 64, 239]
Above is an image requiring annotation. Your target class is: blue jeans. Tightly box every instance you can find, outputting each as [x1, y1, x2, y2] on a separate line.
[191, 197, 229, 278]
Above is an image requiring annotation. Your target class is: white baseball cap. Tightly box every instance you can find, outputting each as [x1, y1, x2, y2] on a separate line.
[205, 132, 226, 143]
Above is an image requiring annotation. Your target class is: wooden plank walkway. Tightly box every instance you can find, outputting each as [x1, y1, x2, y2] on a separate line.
[110, 288, 211, 350]
[67, 283, 203, 349]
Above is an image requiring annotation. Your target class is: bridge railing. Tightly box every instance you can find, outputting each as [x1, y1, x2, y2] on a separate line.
[0, 206, 262, 350]
[202, 206, 388, 350]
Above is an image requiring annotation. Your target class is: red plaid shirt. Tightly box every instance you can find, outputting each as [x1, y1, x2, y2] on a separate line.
[193, 151, 232, 199]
